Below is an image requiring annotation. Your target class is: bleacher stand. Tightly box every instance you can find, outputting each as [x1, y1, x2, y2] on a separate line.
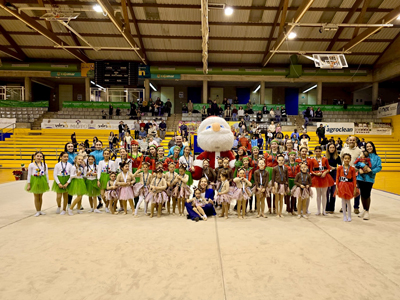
[0, 107, 47, 123]
[56, 108, 168, 121]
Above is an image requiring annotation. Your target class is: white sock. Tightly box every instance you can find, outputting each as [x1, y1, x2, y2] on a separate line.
[342, 199, 347, 221]
[135, 196, 145, 215]
[34, 212, 40, 217]
[347, 200, 352, 220]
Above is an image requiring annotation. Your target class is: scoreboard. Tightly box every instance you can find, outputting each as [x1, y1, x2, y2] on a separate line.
[95, 61, 138, 86]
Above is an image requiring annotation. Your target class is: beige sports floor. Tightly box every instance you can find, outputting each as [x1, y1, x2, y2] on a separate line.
[0, 181, 399, 300]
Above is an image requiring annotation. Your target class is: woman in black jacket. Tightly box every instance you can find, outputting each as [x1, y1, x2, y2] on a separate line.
[325, 143, 342, 213]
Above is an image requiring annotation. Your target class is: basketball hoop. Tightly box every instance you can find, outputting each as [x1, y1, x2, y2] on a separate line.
[312, 54, 348, 69]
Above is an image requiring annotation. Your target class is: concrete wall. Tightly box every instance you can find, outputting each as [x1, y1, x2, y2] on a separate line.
[353, 88, 372, 105]
[160, 87, 174, 114]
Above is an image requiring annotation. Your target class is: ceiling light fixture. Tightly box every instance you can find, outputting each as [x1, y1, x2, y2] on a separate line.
[302, 85, 317, 93]
[253, 85, 261, 93]
[150, 83, 157, 92]
[225, 7, 233, 16]
[288, 32, 297, 39]
[93, 5, 103, 13]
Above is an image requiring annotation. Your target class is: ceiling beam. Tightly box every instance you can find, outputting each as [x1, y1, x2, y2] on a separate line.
[8, 1, 395, 13]
[2, 45, 381, 56]
[200, 0, 209, 74]
[0, 45, 26, 60]
[120, 0, 131, 34]
[0, 0, 89, 62]
[278, 0, 289, 36]
[352, 0, 371, 38]
[373, 31, 400, 66]
[96, 0, 146, 64]
[262, 0, 315, 66]
[3, 31, 394, 43]
[0, 24, 27, 60]
[125, 0, 146, 60]
[263, 0, 285, 59]
[340, 5, 400, 52]
[68, 26, 88, 57]
[326, 0, 363, 51]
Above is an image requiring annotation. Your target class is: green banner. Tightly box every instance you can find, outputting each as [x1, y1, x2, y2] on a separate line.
[51, 71, 81, 77]
[193, 103, 372, 113]
[0, 100, 49, 107]
[151, 74, 181, 79]
[62, 101, 131, 109]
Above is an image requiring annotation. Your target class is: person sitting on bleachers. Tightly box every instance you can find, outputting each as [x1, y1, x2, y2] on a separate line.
[336, 140, 342, 153]
[218, 105, 223, 117]
[244, 113, 250, 121]
[142, 98, 148, 112]
[238, 106, 245, 119]
[276, 123, 282, 133]
[182, 103, 188, 113]
[188, 100, 193, 114]
[245, 100, 253, 114]
[256, 111, 262, 122]
[222, 98, 228, 110]
[269, 108, 275, 120]
[290, 128, 299, 142]
[180, 121, 188, 139]
[201, 105, 207, 120]
[275, 107, 281, 123]
[232, 106, 238, 121]
[207, 105, 213, 117]
[116, 107, 121, 116]
[299, 130, 311, 142]
[148, 124, 157, 138]
[329, 136, 335, 144]
[139, 127, 147, 140]
[238, 118, 246, 134]
[268, 121, 276, 133]
[249, 121, 258, 137]
[262, 104, 268, 115]
[337, 137, 343, 148]
[109, 105, 113, 119]
[224, 106, 232, 121]
[102, 110, 107, 119]
[314, 107, 323, 121]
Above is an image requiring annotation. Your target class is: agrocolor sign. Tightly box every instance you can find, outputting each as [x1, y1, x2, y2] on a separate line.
[317, 122, 354, 135]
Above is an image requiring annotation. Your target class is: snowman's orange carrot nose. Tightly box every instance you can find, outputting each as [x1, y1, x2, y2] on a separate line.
[212, 123, 221, 132]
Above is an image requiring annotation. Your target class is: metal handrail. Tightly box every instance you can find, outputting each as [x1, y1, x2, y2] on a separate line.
[0, 123, 16, 141]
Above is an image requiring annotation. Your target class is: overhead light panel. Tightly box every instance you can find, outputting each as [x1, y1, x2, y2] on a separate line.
[397, 15, 400, 20]
[288, 32, 297, 39]
[149, 83, 157, 92]
[302, 85, 317, 93]
[253, 85, 261, 93]
[93, 5, 103, 13]
[225, 7, 233, 16]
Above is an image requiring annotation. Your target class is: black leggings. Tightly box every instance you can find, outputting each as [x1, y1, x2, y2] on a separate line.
[357, 180, 374, 211]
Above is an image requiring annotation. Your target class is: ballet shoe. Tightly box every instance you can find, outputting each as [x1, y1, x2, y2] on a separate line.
[123, 212, 127, 215]
[34, 212, 40, 217]
[261, 213, 266, 218]
[297, 215, 301, 219]
[276, 215, 280, 218]
[224, 216, 228, 219]
[315, 212, 321, 216]
[257, 214, 260, 218]
[56, 207, 61, 214]
[303, 215, 308, 219]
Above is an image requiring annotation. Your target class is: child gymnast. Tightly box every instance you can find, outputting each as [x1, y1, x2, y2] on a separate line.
[272, 154, 288, 218]
[146, 165, 168, 218]
[293, 162, 312, 219]
[68, 155, 88, 216]
[233, 167, 252, 219]
[52, 151, 72, 215]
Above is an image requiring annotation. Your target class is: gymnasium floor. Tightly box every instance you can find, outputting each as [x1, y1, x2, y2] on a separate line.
[0, 178, 399, 299]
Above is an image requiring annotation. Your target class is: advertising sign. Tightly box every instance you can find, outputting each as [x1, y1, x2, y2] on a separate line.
[317, 122, 354, 135]
[377, 103, 398, 118]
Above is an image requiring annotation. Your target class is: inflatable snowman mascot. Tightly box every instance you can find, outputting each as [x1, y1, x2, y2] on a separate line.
[192, 116, 236, 180]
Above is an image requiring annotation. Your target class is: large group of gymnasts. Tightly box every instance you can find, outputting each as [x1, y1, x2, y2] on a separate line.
[25, 135, 382, 222]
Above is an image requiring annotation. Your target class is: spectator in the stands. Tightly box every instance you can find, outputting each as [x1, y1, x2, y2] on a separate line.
[211, 100, 219, 115]
[130, 100, 136, 115]
[269, 108, 275, 120]
[139, 127, 147, 140]
[337, 137, 343, 148]
[142, 98, 148, 112]
[336, 140, 342, 152]
[168, 135, 185, 157]
[180, 121, 188, 138]
[316, 123, 325, 144]
[262, 104, 268, 115]
[275, 131, 284, 143]
[116, 107, 121, 116]
[207, 105, 213, 117]
[188, 100, 193, 114]
[249, 121, 258, 136]
[145, 121, 152, 133]
[281, 106, 287, 121]
[133, 121, 140, 139]
[275, 107, 281, 123]
[182, 137, 190, 148]
[102, 110, 107, 119]
[124, 124, 130, 135]
[118, 121, 125, 141]
[268, 121, 276, 133]
[238, 118, 246, 134]
[168, 134, 176, 149]
[256, 110, 262, 122]
[218, 105, 223, 117]
[159, 120, 166, 140]
[310, 107, 315, 120]
[224, 106, 232, 121]
[244, 113, 250, 121]
[315, 107, 323, 121]
[290, 128, 299, 142]
[222, 98, 228, 110]
[148, 136, 159, 147]
[266, 130, 273, 147]
[246, 100, 253, 114]
[238, 106, 245, 118]
[302, 107, 311, 129]
[276, 123, 282, 133]
[109, 105, 113, 119]
[201, 105, 207, 120]
[71, 132, 78, 150]
[182, 103, 188, 113]
[207, 97, 213, 105]
[359, 138, 366, 150]
[165, 98, 172, 117]
[299, 130, 311, 141]
[329, 136, 335, 144]
[233, 96, 239, 104]
[232, 106, 238, 121]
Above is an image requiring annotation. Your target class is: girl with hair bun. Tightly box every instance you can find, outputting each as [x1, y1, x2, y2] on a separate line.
[25, 151, 50, 217]
[233, 167, 252, 219]
[97, 148, 116, 213]
[105, 172, 119, 214]
[67, 155, 87, 216]
[84, 155, 101, 213]
[214, 171, 232, 219]
[133, 161, 153, 216]
[172, 164, 190, 217]
[272, 154, 288, 218]
[146, 165, 167, 218]
[116, 161, 135, 215]
[52, 151, 72, 215]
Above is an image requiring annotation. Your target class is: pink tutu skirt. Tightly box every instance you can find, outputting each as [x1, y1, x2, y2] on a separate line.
[232, 187, 252, 201]
[145, 191, 168, 204]
[166, 186, 175, 197]
[272, 183, 288, 195]
[291, 186, 313, 199]
[119, 186, 134, 200]
[133, 183, 148, 197]
[173, 185, 191, 199]
[251, 186, 270, 196]
[105, 189, 119, 201]
[214, 193, 232, 204]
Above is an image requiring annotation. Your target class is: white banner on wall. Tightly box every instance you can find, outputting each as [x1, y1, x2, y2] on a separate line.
[41, 119, 148, 130]
[377, 103, 398, 118]
[354, 127, 392, 135]
[317, 122, 354, 135]
[0, 118, 16, 128]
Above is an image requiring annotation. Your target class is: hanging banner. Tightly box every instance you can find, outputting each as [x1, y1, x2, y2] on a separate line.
[41, 119, 156, 130]
[0, 100, 48, 107]
[317, 122, 354, 135]
[377, 103, 398, 118]
[51, 71, 81, 77]
[81, 63, 95, 77]
[151, 74, 181, 79]
[0, 118, 16, 127]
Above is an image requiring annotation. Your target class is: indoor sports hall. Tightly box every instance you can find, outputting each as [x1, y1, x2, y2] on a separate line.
[1, 1, 400, 299]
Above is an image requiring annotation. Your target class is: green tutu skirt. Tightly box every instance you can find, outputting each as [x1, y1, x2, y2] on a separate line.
[85, 179, 100, 197]
[99, 172, 110, 190]
[288, 178, 295, 195]
[25, 176, 49, 194]
[51, 175, 70, 194]
[185, 171, 193, 186]
[265, 167, 273, 182]
[68, 178, 87, 196]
